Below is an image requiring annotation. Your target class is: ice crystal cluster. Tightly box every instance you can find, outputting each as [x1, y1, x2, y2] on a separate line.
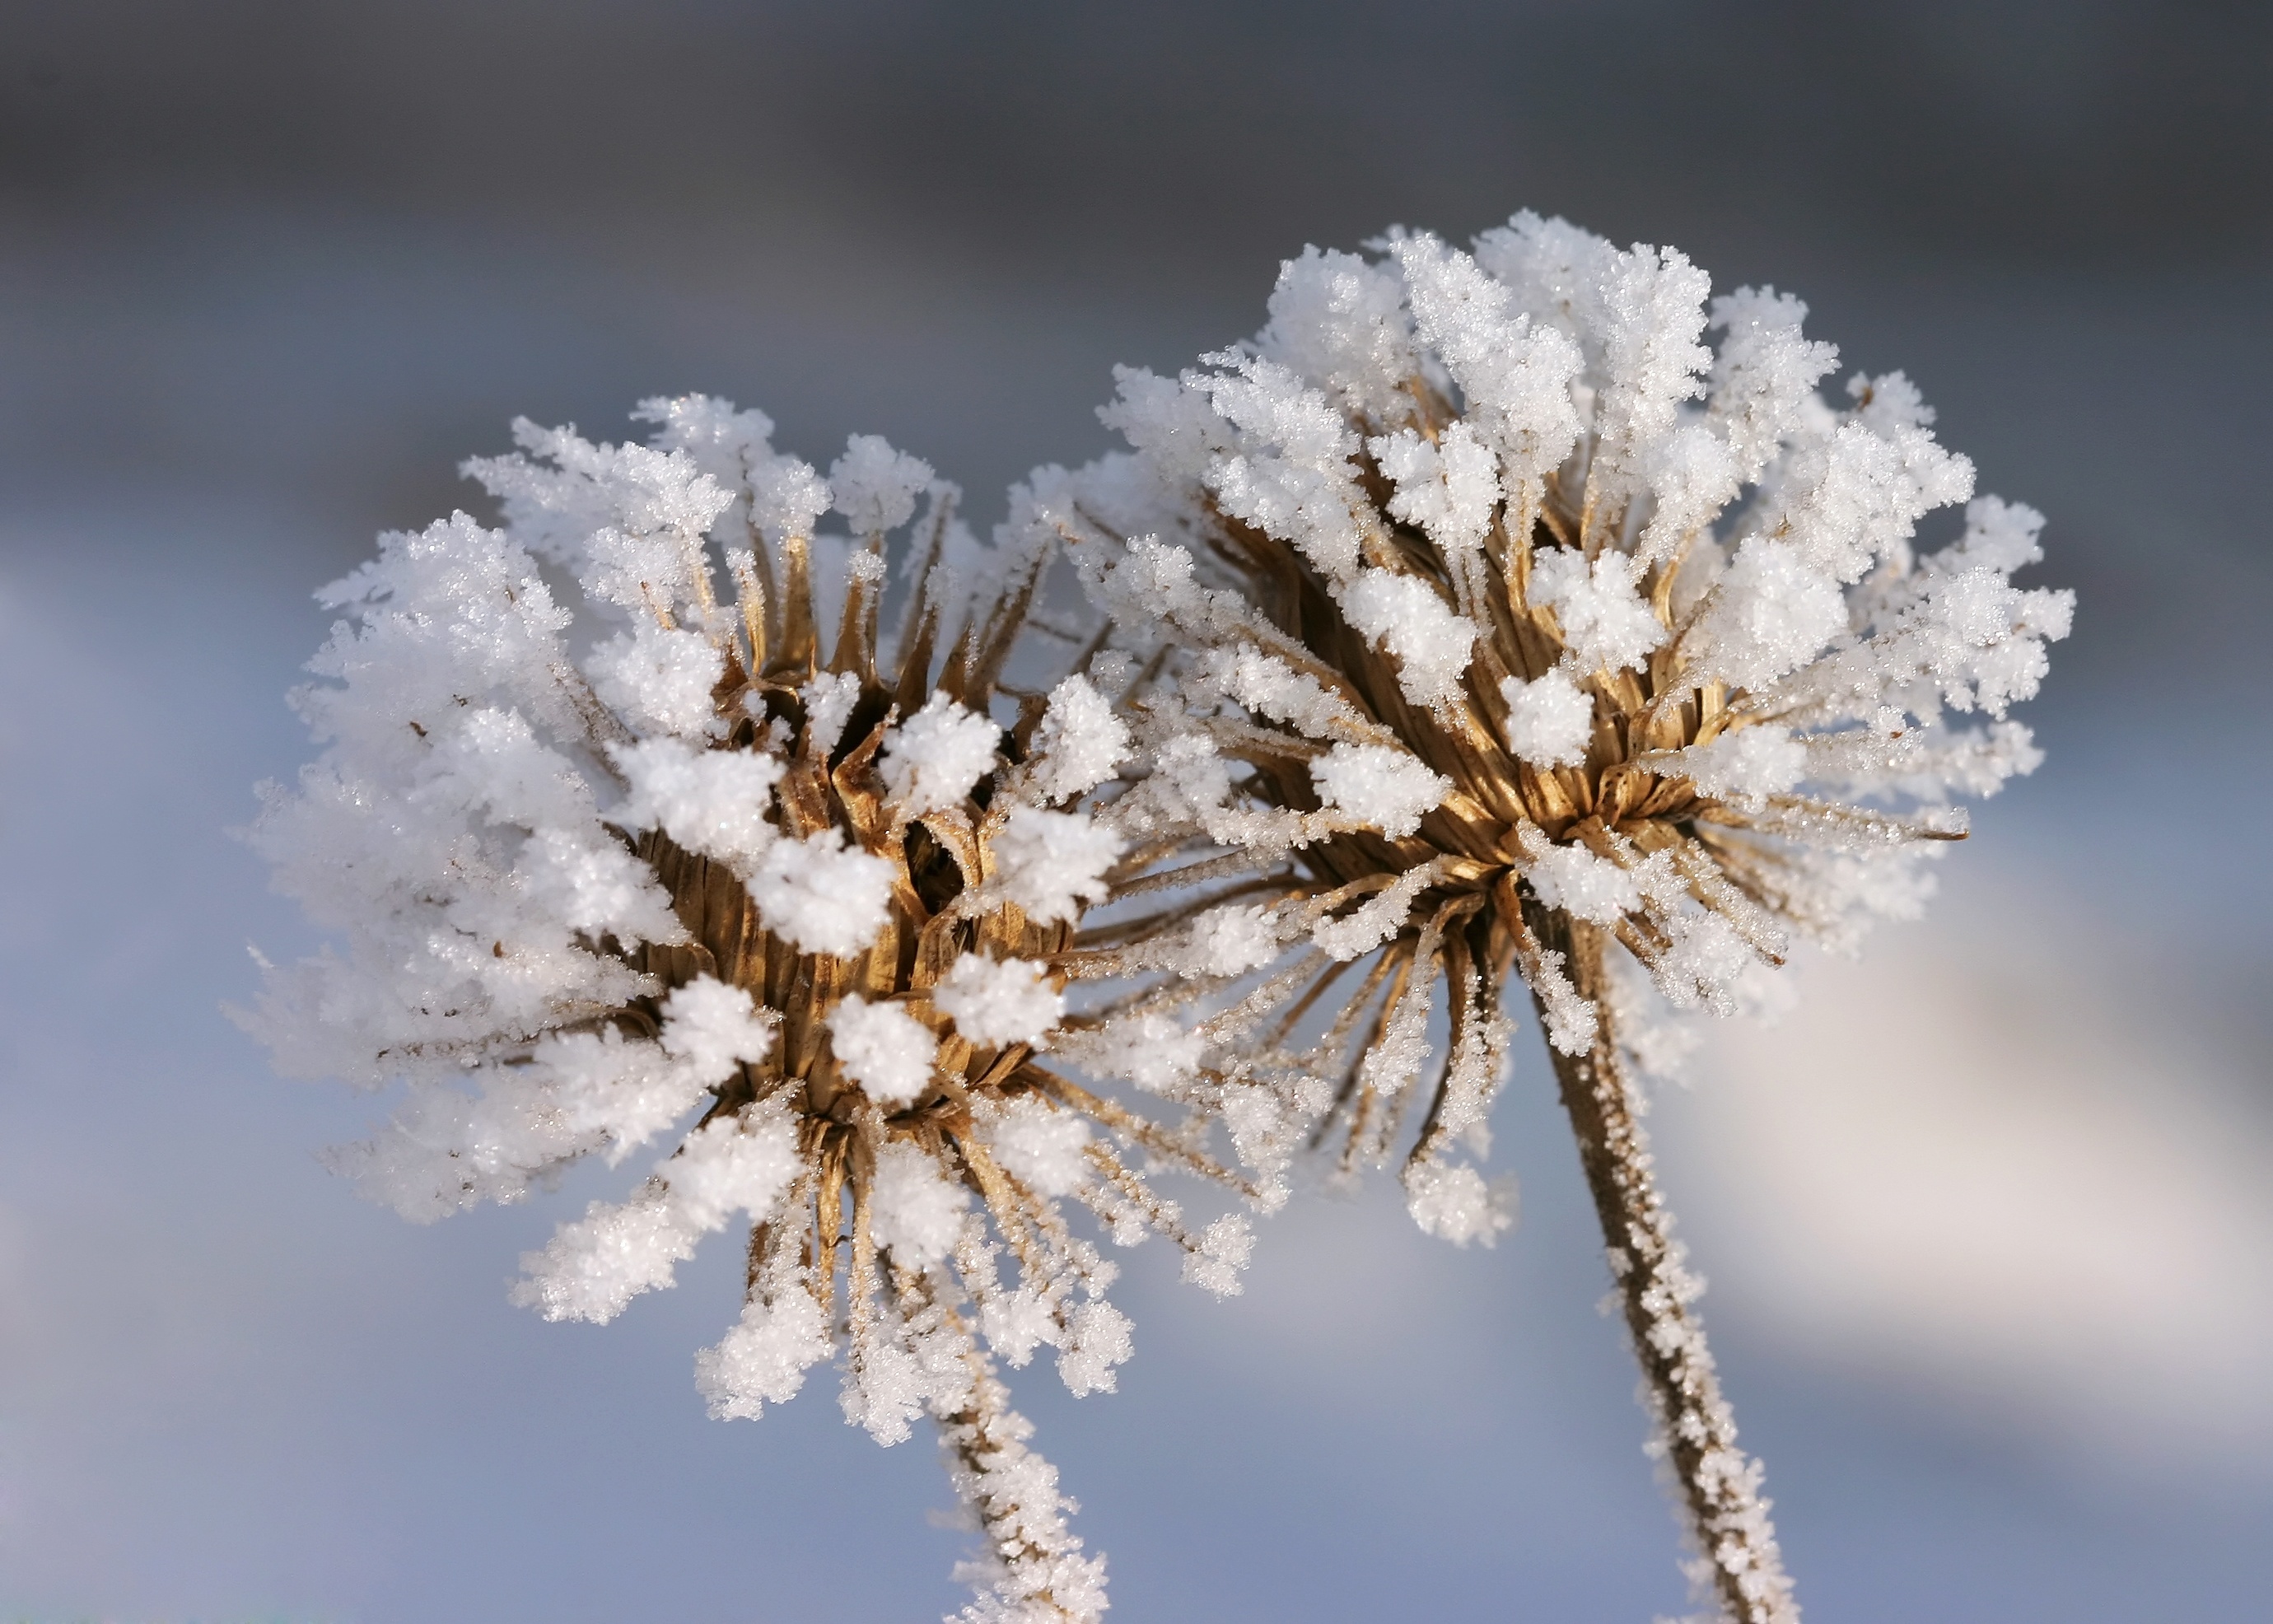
[246, 212, 2068, 1623]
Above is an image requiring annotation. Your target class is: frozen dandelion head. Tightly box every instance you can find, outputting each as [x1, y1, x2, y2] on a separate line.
[1052, 217, 2069, 1623]
[240, 397, 1248, 1624]
[1063, 213, 2069, 1167]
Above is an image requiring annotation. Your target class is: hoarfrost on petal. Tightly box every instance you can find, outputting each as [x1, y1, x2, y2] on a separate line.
[695, 1290, 830, 1421]
[1340, 567, 1481, 709]
[1499, 666, 1594, 768]
[982, 1097, 1094, 1200]
[828, 996, 939, 1108]
[936, 954, 1064, 1048]
[749, 831, 894, 957]
[992, 807, 1124, 925]
[1309, 742, 1449, 841]
[882, 692, 1001, 816]
[868, 1139, 969, 1267]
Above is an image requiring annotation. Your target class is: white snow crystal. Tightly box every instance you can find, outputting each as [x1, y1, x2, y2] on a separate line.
[1309, 742, 1449, 840]
[1029, 674, 1131, 803]
[746, 453, 831, 545]
[1258, 245, 1417, 421]
[586, 623, 726, 737]
[1197, 354, 1369, 585]
[1499, 665, 1594, 767]
[1403, 1160, 1515, 1248]
[882, 692, 1001, 816]
[991, 806, 1124, 924]
[1311, 861, 1441, 962]
[516, 826, 686, 945]
[1370, 420, 1501, 553]
[1521, 839, 1641, 924]
[828, 996, 939, 1108]
[828, 434, 934, 536]
[696, 1290, 831, 1421]
[1069, 1010, 1205, 1093]
[1679, 726, 1809, 799]
[798, 670, 863, 758]
[982, 1096, 1094, 1198]
[1183, 903, 1284, 979]
[658, 977, 777, 1082]
[1181, 1213, 1253, 1297]
[665, 1109, 801, 1231]
[1339, 567, 1481, 708]
[748, 831, 895, 957]
[867, 1139, 969, 1267]
[1056, 1298, 1135, 1397]
[935, 954, 1064, 1048]
[612, 735, 783, 870]
[1696, 535, 1847, 691]
[537, 1024, 707, 1161]
[1708, 286, 1839, 483]
[1393, 231, 1584, 480]
[511, 1183, 697, 1324]
[1527, 548, 1665, 675]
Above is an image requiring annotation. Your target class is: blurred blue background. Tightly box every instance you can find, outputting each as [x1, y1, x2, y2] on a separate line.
[1, 2, 2267, 1619]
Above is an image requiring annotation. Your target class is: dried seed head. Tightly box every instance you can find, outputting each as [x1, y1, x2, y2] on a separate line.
[1047, 216, 2070, 1623]
[242, 396, 1250, 1624]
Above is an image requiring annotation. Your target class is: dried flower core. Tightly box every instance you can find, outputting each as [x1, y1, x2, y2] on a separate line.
[598, 483, 1220, 1624]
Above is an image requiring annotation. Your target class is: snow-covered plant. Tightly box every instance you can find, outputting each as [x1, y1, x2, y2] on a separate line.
[1036, 214, 2071, 1622]
[240, 397, 1272, 1622]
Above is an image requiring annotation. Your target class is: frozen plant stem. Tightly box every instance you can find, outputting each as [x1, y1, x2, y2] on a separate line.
[1531, 908, 1792, 1624]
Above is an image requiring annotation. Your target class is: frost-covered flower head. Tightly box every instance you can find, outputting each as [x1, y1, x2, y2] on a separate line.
[240, 397, 1258, 1623]
[1047, 215, 2070, 1622]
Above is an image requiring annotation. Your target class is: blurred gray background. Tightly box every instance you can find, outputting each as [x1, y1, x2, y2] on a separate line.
[2, 2, 2268, 1620]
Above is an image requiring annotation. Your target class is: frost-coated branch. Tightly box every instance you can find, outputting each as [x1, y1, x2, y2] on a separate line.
[932, 1293, 1109, 1624]
[1531, 908, 1794, 1624]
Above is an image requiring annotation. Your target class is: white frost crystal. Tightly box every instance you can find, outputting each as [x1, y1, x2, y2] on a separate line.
[1403, 1160, 1515, 1249]
[866, 1139, 970, 1267]
[1526, 546, 1666, 675]
[882, 691, 1001, 816]
[1309, 742, 1449, 841]
[1341, 567, 1482, 709]
[935, 954, 1064, 1048]
[828, 996, 940, 1108]
[990, 806, 1124, 925]
[829, 433, 934, 536]
[614, 735, 785, 871]
[749, 831, 895, 957]
[1498, 665, 1595, 767]
[1030, 674, 1132, 803]
[982, 1096, 1094, 1198]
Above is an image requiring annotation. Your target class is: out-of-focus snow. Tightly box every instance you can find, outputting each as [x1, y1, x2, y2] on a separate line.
[1661, 868, 2273, 1459]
